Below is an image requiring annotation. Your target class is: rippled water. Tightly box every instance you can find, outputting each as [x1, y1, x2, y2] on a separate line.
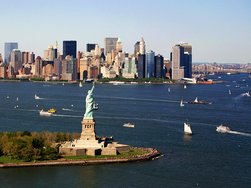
[0, 74, 251, 187]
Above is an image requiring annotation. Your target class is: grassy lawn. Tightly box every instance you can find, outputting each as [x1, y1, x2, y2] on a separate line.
[0, 156, 23, 164]
[63, 148, 150, 160]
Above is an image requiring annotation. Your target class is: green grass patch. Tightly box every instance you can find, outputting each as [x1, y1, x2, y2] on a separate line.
[63, 148, 150, 160]
[0, 156, 23, 164]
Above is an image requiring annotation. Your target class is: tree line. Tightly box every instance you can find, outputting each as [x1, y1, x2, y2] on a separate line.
[0, 131, 80, 162]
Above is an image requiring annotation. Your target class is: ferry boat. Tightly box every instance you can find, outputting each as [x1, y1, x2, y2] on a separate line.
[123, 123, 135, 128]
[184, 122, 192, 135]
[216, 125, 230, 133]
[188, 97, 211, 105]
[39, 110, 53, 116]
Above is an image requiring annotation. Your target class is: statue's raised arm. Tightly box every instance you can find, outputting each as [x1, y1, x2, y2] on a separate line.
[83, 82, 95, 119]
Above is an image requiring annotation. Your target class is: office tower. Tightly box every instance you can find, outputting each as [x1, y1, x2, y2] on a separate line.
[61, 55, 77, 81]
[22, 52, 29, 64]
[86, 43, 96, 52]
[54, 58, 62, 78]
[155, 54, 164, 78]
[34, 56, 43, 77]
[104, 37, 118, 55]
[122, 57, 137, 78]
[171, 43, 192, 80]
[0, 62, 7, 78]
[94, 44, 101, 56]
[137, 54, 145, 78]
[145, 50, 155, 78]
[44, 45, 57, 61]
[139, 37, 146, 55]
[63, 41, 77, 58]
[28, 52, 35, 64]
[9, 49, 22, 73]
[116, 38, 122, 52]
[4, 42, 18, 64]
[134, 41, 140, 57]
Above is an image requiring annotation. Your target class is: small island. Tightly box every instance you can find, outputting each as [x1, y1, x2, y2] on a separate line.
[0, 83, 161, 168]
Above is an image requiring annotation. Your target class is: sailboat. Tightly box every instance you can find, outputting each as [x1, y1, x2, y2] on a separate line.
[228, 89, 231, 95]
[180, 99, 185, 107]
[16, 97, 19, 102]
[184, 122, 192, 135]
[184, 85, 187, 89]
[168, 87, 171, 92]
[79, 82, 83, 87]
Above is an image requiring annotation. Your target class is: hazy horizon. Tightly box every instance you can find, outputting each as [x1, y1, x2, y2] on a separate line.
[0, 0, 250, 64]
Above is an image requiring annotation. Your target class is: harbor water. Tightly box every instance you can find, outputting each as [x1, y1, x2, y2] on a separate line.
[0, 74, 250, 187]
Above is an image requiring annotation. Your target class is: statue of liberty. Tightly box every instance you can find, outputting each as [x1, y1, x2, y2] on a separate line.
[84, 82, 95, 119]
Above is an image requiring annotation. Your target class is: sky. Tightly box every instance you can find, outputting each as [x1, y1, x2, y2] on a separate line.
[0, 0, 251, 63]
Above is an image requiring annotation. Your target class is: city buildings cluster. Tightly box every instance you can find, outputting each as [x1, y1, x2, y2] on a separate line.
[0, 38, 193, 81]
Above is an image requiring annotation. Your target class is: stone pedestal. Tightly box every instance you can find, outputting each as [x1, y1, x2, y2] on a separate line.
[80, 119, 96, 140]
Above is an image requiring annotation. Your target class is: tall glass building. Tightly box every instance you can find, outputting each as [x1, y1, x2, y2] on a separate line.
[145, 50, 155, 78]
[63, 41, 77, 58]
[4, 42, 18, 64]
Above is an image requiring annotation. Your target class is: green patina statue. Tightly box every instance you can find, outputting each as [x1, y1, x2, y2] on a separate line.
[84, 83, 95, 119]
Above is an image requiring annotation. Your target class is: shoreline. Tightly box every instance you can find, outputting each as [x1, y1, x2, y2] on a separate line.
[0, 148, 161, 168]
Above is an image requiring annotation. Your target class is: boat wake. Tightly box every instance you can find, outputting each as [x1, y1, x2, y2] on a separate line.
[228, 130, 251, 137]
[51, 114, 82, 118]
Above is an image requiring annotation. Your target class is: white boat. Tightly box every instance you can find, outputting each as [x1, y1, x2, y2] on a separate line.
[16, 97, 19, 102]
[93, 101, 99, 110]
[168, 87, 171, 92]
[184, 122, 192, 135]
[216, 125, 230, 133]
[123, 123, 135, 128]
[180, 99, 185, 107]
[35, 94, 41, 100]
[242, 91, 250, 97]
[39, 110, 53, 116]
[79, 82, 83, 87]
[184, 85, 187, 89]
[229, 89, 231, 95]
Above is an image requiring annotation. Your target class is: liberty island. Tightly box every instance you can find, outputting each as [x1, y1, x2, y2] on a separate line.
[0, 82, 160, 168]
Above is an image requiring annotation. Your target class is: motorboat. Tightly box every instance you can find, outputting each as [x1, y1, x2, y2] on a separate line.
[188, 97, 211, 104]
[184, 85, 187, 89]
[35, 94, 41, 100]
[47, 108, 57, 113]
[229, 89, 231, 95]
[39, 110, 53, 116]
[123, 123, 135, 128]
[216, 125, 230, 133]
[184, 122, 192, 135]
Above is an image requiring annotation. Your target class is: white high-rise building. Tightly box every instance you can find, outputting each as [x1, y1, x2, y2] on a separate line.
[139, 37, 146, 55]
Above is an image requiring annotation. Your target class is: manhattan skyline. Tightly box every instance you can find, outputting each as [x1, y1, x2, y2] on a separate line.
[1, 0, 251, 63]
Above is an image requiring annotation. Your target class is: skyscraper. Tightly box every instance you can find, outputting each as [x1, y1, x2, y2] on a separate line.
[134, 41, 140, 57]
[139, 37, 146, 55]
[171, 43, 192, 80]
[137, 54, 145, 78]
[9, 49, 22, 73]
[104, 37, 118, 55]
[145, 50, 155, 78]
[63, 41, 77, 58]
[4, 42, 18, 64]
[155, 54, 164, 78]
[86, 43, 96, 52]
